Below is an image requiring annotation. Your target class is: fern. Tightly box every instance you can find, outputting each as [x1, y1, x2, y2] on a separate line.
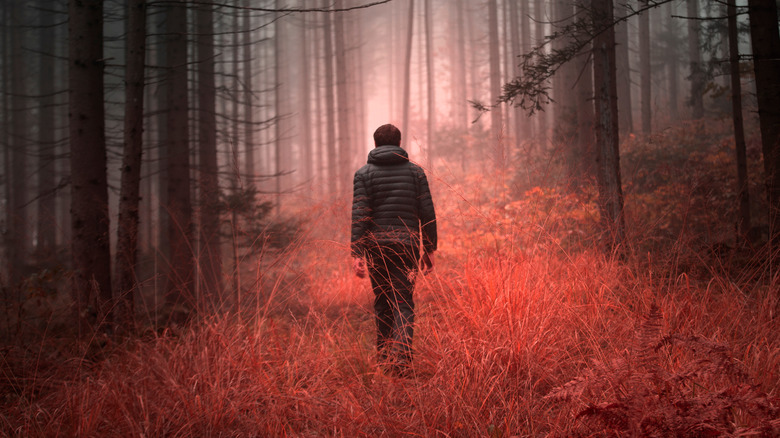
[545, 306, 780, 437]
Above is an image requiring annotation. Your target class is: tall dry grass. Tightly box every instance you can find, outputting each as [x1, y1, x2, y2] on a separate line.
[2, 145, 780, 436]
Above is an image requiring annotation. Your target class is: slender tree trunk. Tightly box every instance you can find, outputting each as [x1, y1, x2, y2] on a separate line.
[323, 0, 337, 195]
[164, 0, 194, 320]
[334, 0, 351, 192]
[534, 0, 548, 144]
[553, 0, 579, 184]
[727, 0, 751, 242]
[9, 1, 28, 288]
[300, 12, 312, 184]
[115, 0, 147, 331]
[520, 0, 534, 140]
[615, 0, 633, 134]
[37, 0, 57, 259]
[747, 0, 780, 245]
[69, 0, 113, 335]
[488, 0, 504, 166]
[593, 0, 626, 251]
[576, 1, 595, 183]
[196, 0, 222, 309]
[243, 0, 255, 178]
[639, 0, 651, 134]
[424, 0, 435, 166]
[666, 2, 680, 121]
[687, 0, 704, 119]
[401, 0, 414, 144]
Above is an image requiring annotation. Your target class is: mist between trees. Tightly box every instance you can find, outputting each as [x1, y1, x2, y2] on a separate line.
[0, 0, 779, 337]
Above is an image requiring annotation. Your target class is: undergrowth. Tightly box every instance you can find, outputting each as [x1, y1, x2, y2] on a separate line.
[2, 121, 779, 436]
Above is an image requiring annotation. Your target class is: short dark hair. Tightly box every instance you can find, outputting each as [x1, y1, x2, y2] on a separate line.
[373, 124, 402, 147]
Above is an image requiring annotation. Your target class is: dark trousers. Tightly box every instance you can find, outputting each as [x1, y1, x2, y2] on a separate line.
[367, 244, 419, 368]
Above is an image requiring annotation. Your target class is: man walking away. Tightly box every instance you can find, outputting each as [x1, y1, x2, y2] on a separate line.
[351, 124, 437, 376]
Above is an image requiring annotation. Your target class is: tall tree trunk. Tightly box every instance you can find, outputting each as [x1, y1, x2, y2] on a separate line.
[615, 0, 633, 134]
[450, 0, 468, 132]
[334, 0, 351, 192]
[300, 11, 312, 184]
[69, 0, 113, 335]
[520, 0, 533, 140]
[639, 0, 651, 134]
[164, 0, 194, 320]
[115, 0, 147, 332]
[243, 0, 255, 178]
[9, 1, 28, 288]
[687, 0, 704, 119]
[593, 0, 626, 251]
[401, 0, 414, 145]
[747, 0, 780, 245]
[323, 0, 337, 195]
[488, 0, 504, 166]
[576, 1, 595, 183]
[424, 0, 435, 166]
[196, 0, 222, 309]
[666, 1, 680, 121]
[727, 0, 750, 243]
[37, 0, 57, 259]
[534, 0, 548, 144]
[553, 0, 579, 184]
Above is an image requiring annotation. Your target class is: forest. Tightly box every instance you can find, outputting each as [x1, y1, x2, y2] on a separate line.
[1, 0, 780, 435]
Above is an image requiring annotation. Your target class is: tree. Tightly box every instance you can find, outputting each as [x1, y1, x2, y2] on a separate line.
[323, 0, 337, 195]
[196, 0, 222, 308]
[424, 0, 435, 166]
[639, 0, 651, 134]
[115, 0, 147, 330]
[615, 0, 633, 134]
[68, 0, 113, 335]
[593, 0, 626, 250]
[488, 0, 504, 165]
[747, 0, 780, 244]
[727, 0, 750, 242]
[164, 0, 194, 319]
[401, 0, 414, 144]
[687, 0, 704, 119]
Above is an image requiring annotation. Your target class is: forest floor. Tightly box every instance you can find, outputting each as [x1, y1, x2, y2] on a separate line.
[2, 124, 780, 436]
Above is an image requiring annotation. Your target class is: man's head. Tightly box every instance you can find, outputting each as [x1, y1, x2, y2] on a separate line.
[373, 124, 402, 147]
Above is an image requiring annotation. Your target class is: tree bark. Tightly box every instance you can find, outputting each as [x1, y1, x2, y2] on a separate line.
[593, 0, 626, 251]
[323, 0, 337, 195]
[747, 0, 780, 244]
[115, 0, 147, 331]
[69, 0, 113, 335]
[37, 0, 58, 259]
[615, 0, 633, 134]
[164, 0, 194, 320]
[687, 0, 704, 119]
[243, 0, 255, 178]
[488, 0, 504, 166]
[727, 0, 750, 242]
[666, 1, 680, 121]
[401, 0, 414, 144]
[196, 0, 222, 309]
[639, 0, 651, 134]
[424, 0, 435, 166]
[9, 1, 28, 287]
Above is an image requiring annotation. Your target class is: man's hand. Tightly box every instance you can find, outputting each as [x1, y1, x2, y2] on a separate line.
[421, 252, 434, 274]
[353, 257, 367, 278]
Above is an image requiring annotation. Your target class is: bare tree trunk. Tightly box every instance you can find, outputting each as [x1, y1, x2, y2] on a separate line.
[520, 0, 534, 141]
[727, 0, 750, 243]
[69, 0, 113, 335]
[334, 0, 351, 192]
[196, 0, 222, 309]
[300, 12, 312, 184]
[747, 0, 780, 245]
[488, 0, 504, 167]
[687, 0, 704, 119]
[534, 0, 548, 144]
[164, 0, 194, 320]
[37, 0, 58, 260]
[401, 0, 414, 144]
[115, 0, 147, 332]
[615, 0, 633, 134]
[593, 0, 626, 251]
[243, 0, 255, 178]
[666, 2, 680, 121]
[553, 0, 579, 184]
[424, 0, 435, 166]
[639, 0, 651, 134]
[576, 1, 595, 183]
[9, 1, 28, 288]
[323, 0, 337, 195]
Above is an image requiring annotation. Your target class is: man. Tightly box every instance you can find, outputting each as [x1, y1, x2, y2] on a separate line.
[351, 123, 437, 375]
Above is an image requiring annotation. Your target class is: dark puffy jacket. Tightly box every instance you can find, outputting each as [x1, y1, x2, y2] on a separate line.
[351, 145, 437, 257]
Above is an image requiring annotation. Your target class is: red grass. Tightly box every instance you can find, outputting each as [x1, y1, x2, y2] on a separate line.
[3, 142, 780, 436]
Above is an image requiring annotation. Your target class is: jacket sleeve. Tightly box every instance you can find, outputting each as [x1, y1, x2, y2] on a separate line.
[350, 171, 371, 257]
[417, 170, 437, 253]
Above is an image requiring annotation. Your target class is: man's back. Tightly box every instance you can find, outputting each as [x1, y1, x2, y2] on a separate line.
[351, 144, 437, 257]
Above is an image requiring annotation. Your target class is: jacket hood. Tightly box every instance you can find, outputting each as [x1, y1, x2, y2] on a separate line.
[367, 145, 409, 165]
